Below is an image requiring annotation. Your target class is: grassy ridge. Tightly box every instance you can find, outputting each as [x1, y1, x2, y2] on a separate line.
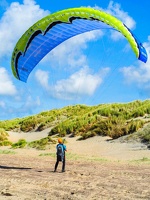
[0, 100, 150, 148]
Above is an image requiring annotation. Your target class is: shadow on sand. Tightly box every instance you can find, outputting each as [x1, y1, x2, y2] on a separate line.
[0, 165, 32, 170]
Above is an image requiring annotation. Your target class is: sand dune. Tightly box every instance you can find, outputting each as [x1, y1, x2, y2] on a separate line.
[7, 129, 150, 161]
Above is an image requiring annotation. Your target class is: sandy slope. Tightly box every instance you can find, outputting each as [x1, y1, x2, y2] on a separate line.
[8, 128, 52, 143]
[0, 129, 150, 199]
[7, 129, 150, 161]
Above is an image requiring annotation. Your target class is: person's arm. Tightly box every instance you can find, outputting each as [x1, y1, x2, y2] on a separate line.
[63, 144, 67, 152]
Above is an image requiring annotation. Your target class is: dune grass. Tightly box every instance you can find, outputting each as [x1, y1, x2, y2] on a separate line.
[130, 157, 150, 164]
[11, 139, 27, 149]
[0, 100, 150, 149]
[0, 149, 16, 154]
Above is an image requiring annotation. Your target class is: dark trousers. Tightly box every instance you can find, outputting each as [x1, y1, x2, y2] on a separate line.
[54, 155, 65, 171]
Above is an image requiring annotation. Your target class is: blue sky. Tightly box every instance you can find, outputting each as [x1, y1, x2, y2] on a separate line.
[0, 0, 150, 120]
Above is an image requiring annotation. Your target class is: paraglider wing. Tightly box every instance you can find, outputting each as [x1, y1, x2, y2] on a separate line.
[11, 7, 148, 82]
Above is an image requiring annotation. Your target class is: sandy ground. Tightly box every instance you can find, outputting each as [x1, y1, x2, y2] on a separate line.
[0, 129, 150, 199]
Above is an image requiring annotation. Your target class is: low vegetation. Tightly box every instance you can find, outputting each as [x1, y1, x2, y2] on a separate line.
[0, 100, 150, 149]
[123, 123, 150, 149]
[0, 149, 16, 154]
[11, 139, 27, 149]
[28, 136, 56, 150]
[0, 128, 12, 146]
[131, 157, 150, 164]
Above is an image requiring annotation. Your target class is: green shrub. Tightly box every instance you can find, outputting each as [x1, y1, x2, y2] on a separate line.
[36, 123, 46, 131]
[142, 133, 150, 143]
[11, 139, 27, 149]
[0, 129, 12, 146]
[28, 136, 56, 150]
[0, 128, 9, 140]
[1, 140, 12, 146]
[78, 131, 96, 140]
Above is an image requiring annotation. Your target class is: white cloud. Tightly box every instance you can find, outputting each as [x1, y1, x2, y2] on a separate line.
[0, 0, 49, 58]
[23, 95, 41, 108]
[52, 67, 102, 99]
[121, 36, 150, 89]
[106, 1, 136, 40]
[107, 1, 136, 41]
[0, 95, 41, 119]
[94, 1, 136, 41]
[14, 95, 41, 116]
[0, 67, 17, 95]
[106, 1, 136, 29]
[36, 67, 109, 100]
[35, 69, 49, 89]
